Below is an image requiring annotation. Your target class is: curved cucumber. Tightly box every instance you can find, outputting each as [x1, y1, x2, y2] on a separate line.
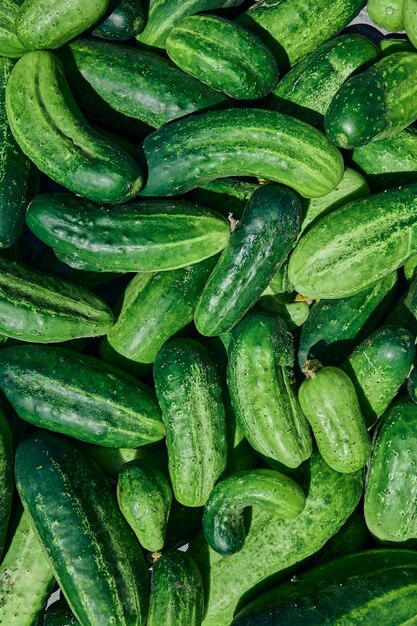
[187, 178, 259, 220]
[93, 0, 144, 40]
[195, 183, 301, 336]
[403, 0, 417, 48]
[0, 345, 164, 448]
[6, 51, 142, 203]
[44, 599, 78, 626]
[0, 407, 12, 558]
[368, 0, 404, 30]
[203, 469, 306, 556]
[0, 0, 29, 58]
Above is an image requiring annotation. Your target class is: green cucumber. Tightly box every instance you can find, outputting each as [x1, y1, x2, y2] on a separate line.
[288, 184, 417, 299]
[154, 338, 228, 507]
[298, 273, 397, 367]
[257, 293, 310, 330]
[15, 430, 149, 626]
[6, 51, 142, 203]
[227, 312, 312, 469]
[311, 510, 371, 567]
[117, 461, 172, 552]
[405, 253, 417, 281]
[166, 15, 278, 100]
[368, 0, 404, 31]
[408, 366, 417, 403]
[148, 552, 204, 626]
[299, 365, 371, 474]
[187, 178, 259, 220]
[379, 36, 414, 55]
[82, 441, 168, 480]
[99, 337, 152, 377]
[268, 262, 293, 294]
[386, 293, 417, 335]
[139, 108, 344, 199]
[0, 0, 29, 58]
[325, 52, 417, 148]
[16, 0, 109, 49]
[44, 599, 78, 626]
[92, 0, 144, 40]
[403, 0, 417, 48]
[203, 469, 305, 556]
[404, 273, 417, 320]
[0, 345, 164, 447]
[108, 258, 216, 365]
[195, 184, 301, 336]
[0, 407, 12, 558]
[27, 193, 230, 273]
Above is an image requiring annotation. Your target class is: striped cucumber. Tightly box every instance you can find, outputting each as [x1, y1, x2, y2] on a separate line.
[187, 178, 259, 220]
[0, 0, 29, 58]
[44, 599, 78, 626]
[92, 0, 144, 40]
[0, 407, 12, 558]
[368, 0, 404, 30]
[403, 0, 417, 48]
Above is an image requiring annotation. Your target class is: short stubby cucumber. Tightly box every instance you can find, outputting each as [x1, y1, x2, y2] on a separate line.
[139, 108, 344, 198]
[0, 407, 12, 558]
[0, 0, 29, 58]
[0, 345, 164, 448]
[6, 51, 142, 203]
[368, 0, 404, 31]
[92, 0, 144, 40]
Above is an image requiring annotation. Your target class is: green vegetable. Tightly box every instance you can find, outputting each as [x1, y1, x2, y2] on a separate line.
[0, 0, 29, 58]
[44, 599, 78, 626]
[257, 293, 310, 330]
[187, 178, 259, 220]
[403, 0, 417, 48]
[0, 407, 12, 558]
[311, 510, 371, 567]
[408, 366, 417, 403]
[93, 0, 144, 40]
[82, 441, 168, 480]
[379, 36, 414, 55]
[368, 0, 404, 31]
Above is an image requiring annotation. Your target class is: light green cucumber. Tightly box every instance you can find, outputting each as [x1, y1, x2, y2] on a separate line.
[379, 36, 414, 55]
[404, 0, 417, 48]
[405, 253, 417, 281]
[0, 0, 29, 58]
[368, 0, 404, 31]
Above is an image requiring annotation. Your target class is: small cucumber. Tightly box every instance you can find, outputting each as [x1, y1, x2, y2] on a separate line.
[93, 0, 144, 40]
[0, 407, 12, 558]
[403, 0, 417, 48]
[187, 178, 259, 220]
[0, 0, 29, 58]
[368, 0, 404, 31]
[44, 599, 78, 626]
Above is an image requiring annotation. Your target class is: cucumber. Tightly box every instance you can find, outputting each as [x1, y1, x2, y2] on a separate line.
[368, 0, 404, 31]
[386, 293, 417, 335]
[0, 407, 12, 558]
[268, 262, 293, 294]
[148, 551, 204, 626]
[26, 193, 230, 273]
[312, 510, 371, 567]
[187, 178, 259, 220]
[298, 273, 397, 367]
[166, 15, 279, 100]
[108, 258, 216, 365]
[100, 337, 152, 377]
[227, 312, 312, 469]
[16, 0, 109, 49]
[154, 338, 228, 507]
[195, 184, 301, 337]
[404, 273, 417, 320]
[117, 461, 172, 552]
[408, 366, 417, 403]
[44, 599, 78, 626]
[191, 450, 363, 626]
[288, 184, 417, 299]
[139, 108, 344, 199]
[82, 441, 168, 480]
[203, 469, 306, 556]
[6, 51, 142, 204]
[0, 345, 164, 448]
[0, 0, 29, 58]
[403, 0, 417, 48]
[405, 253, 417, 281]
[15, 430, 149, 626]
[299, 365, 371, 474]
[325, 52, 417, 148]
[257, 293, 310, 330]
[379, 36, 414, 55]
[92, 0, 144, 40]
[0, 509, 54, 626]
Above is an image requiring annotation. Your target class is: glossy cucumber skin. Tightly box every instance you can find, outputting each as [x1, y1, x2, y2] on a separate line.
[288, 184, 417, 299]
[139, 108, 344, 199]
[93, 0, 144, 40]
[403, 0, 417, 48]
[15, 431, 149, 626]
[298, 273, 397, 367]
[195, 184, 301, 336]
[0, 345, 164, 448]
[16, 0, 109, 49]
[154, 339, 228, 507]
[166, 15, 279, 100]
[117, 461, 172, 552]
[227, 313, 312, 469]
[368, 0, 404, 30]
[0, 0, 29, 58]
[187, 178, 259, 220]
[203, 469, 306, 556]
[44, 599, 78, 626]
[365, 397, 417, 542]
[27, 194, 229, 273]
[299, 366, 371, 474]
[191, 451, 363, 626]
[148, 552, 204, 626]
[108, 258, 216, 364]
[0, 408, 12, 558]
[325, 53, 417, 148]
[342, 326, 415, 429]
[6, 51, 142, 203]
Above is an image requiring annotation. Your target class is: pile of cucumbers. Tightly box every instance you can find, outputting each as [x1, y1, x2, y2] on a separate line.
[3, 0, 417, 624]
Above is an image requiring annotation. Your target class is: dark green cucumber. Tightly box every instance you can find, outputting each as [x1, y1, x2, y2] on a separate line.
[92, 0, 144, 40]
[148, 552, 204, 626]
[99, 337, 152, 377]
[27, 193, 229, 273]
[325, 52, 417, 148]
[368, 0, 404, 30]
[0, 0, 29, 58]
[195, 184, 301, 336]
[403, 0, 417, 48]
[288, 184, 417, 299]
[154, 338, 228, 507]
[203, 469, 305, 556]
[44, 599, 78, 626]
[0, 345, 164, 447]
[0, 407, 12, 558]
[343, 326, 415, 428]
[385, 293, 417, 335]
[166, 15, 278, 100]
[187, 178, 259, 220]
[6, 51, 142, 203]
[15, 430, 149, 626]
[82, 441, 168, 480]
[139, 108, 344, 199]
[227, 312, 312, 469]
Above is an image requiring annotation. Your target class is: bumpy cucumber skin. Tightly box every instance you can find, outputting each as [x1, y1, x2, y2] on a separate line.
[0, 0, 29, 58]
[299, 367, 371, 474]
[404, 0, 417, 48]
[0, 345, 164, 448]
[195, 183, 301, 336]
[288, 184, 417, 299]
[166, 15, 278, 100]
[108, 258, 216, 364]
[342, 326, 415, 429]
[368, 0, 404, 30]
[187, 178, 259, 220]
[16, 0, 109, 49]
[44, 599, 78, 626]
[117, 461, 172, 552]
[0, 408, 12, 558]
[365, 397, 417, 542]
[325, 53, 417, 148]
[148, 552, 204, 626]
[154, 339, 228, 507]
[6, 51, 142, 203]
[15, 431, 149, 626]
[27, 194, 229, 273]
[203, 469, 306, 556]
[93, 0, 144, 40]
[227, 313, 312, 469]
[139, 108, 344, 199]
